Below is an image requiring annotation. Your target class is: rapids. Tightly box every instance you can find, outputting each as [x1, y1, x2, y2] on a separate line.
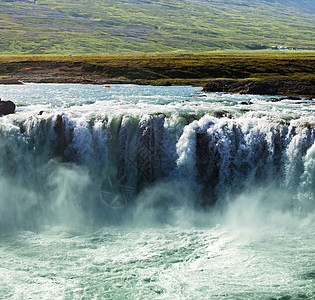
[0, 84, 314, 299]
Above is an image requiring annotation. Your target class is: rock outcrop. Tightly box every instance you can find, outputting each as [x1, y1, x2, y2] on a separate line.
[203, 78, 315, 97]
[0, 100, 16, 116]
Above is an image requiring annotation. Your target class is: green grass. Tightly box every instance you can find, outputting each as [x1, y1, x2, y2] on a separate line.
[0, 52, 314, 84]
[0, 0, 314, 54]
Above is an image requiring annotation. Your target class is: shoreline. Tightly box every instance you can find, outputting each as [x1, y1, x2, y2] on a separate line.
[0, 53, 314, 97]
[1, 77, 314, 98]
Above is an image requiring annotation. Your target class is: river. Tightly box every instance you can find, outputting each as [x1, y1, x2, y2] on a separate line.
[0, 84, 314, 299]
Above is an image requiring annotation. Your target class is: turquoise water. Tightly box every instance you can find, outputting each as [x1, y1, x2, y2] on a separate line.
[1, 222, 314, 299]
[0, 84, 314, 299]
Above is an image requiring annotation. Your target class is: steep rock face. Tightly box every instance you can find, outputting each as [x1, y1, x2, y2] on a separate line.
[203, 79, 315, 97]
[0, 100, 15, 116]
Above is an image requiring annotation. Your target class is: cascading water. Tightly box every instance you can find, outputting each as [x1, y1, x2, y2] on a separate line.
[0, 84, 314, 299]
[0, 104, 314, 228]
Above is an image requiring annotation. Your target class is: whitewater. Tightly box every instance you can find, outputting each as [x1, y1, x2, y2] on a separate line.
[0, 84, 314, 299]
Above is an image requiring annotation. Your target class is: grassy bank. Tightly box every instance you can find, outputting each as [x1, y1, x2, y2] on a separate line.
[0, 52, 314, 85]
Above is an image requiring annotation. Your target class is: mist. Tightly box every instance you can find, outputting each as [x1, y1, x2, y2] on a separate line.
[0, 107, 314, 233]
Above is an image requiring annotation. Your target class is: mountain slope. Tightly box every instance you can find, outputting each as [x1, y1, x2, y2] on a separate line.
[0, 0, 314, 54]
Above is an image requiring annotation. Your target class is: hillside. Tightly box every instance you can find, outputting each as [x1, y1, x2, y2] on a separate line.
[0, 0, 314, 54]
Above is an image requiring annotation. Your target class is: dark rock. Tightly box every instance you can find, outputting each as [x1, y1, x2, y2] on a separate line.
[213, 110, 232, 118]
[270, 97, 282, 102]
[0, 100, 16, 116]
[53, 114, 68, 159]
[240, 101, 253, 105]
[202, 80, 239, 93]
[283, 96, 302, 100]
[203, 78, 315, 97]
[195, 131, 219, 207]
[237, 81, 271, 95]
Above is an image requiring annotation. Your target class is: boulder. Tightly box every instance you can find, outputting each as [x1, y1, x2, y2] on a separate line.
[240, 101, 253, 105]
[0, 100, 15, 116]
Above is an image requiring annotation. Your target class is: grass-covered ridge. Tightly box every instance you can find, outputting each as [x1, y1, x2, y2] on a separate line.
[0, 0, 314, 54]
[0, 52, 314, 86]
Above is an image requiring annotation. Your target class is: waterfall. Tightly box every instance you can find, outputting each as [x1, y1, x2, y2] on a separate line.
[0, 111, 314, 229]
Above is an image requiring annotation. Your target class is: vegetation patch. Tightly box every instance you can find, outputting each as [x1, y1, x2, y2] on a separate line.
[0, 52, 314, 86]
